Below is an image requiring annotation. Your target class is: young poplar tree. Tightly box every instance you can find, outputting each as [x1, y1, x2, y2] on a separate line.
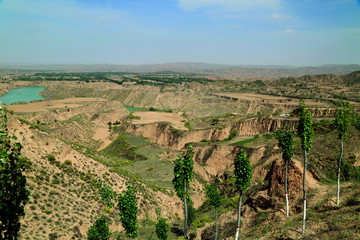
[155, 208, 169, 240]
[172, 145, 194, 239]
[0, 106, 30, 239]
[87, 215, 111, 240]
[118, 184, 138, 239]
[274, 125, 294, 217]
[206, 183, 223, 240]
[233, 148, 252, 240]
[335, 102, 351, 205]
[297, 100, 314, 235]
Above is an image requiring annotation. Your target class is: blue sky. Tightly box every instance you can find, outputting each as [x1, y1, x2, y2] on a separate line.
[0, 0, 359, 66]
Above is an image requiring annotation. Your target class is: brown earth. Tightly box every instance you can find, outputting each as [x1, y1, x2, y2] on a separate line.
[11, 99, 130, 150]
[127, 118, 297, 150]
[132, 111, 187, 130]
[6, 97, 106, 113]
[92, 125, 112, 150]
[268, 159, 320, 202]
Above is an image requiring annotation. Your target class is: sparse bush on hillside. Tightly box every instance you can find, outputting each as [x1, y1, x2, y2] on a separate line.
[47, 154, 56, 164]
[211, 118, 219, 125]
[64, 160, 72, 165]
[225, 129, 238, 141]
[185, 121, 192, 130]
[97, 180, 116, 208]
[273, 108, 283, 116]
[18, 117, 31, 125]
[48, 233, 59, 240]
[129, 113, 141, 120]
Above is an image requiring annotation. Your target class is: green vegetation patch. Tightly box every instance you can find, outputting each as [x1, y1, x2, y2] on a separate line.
[124, 133, 149, 147]
[231, 138, 268, 146]
[123, 105, 146, 113]
[102, 134, 147, 161]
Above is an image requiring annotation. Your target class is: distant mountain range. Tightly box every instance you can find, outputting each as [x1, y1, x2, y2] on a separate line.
[1, 62, 360, 78]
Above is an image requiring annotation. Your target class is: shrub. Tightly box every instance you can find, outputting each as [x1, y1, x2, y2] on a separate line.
[225, 129, 238, 141]
[185, 121, 192, 130]
[47, 154, 56, 164]
[48, 233, 58, 240]
[341, 161, 352, 181]
[44, 209, 52, 215]
[211, 118, 219, 125]
[356, 167, 360, 182]
[155, 218, 169, 240]
[64, 160, 72, 166]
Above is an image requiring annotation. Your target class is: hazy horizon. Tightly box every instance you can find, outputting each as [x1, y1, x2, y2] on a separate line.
[1, 0, 360, 66]
[1, 62, 360, 68]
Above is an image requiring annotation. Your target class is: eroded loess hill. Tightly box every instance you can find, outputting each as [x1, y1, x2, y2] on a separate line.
[2, 76, 360, 239]
[7, 114, 186, 239]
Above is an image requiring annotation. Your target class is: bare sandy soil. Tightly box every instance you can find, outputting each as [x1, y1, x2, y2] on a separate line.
[6, 97, 106, 113]
[92, 125, 112, 150]
[214, 92, 323, 106]
[214, 92, 360, 108]
[132, 111, 187, 130]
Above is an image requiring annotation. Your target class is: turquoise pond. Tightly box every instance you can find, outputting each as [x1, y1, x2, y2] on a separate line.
[0, 87, 46, 105]
[123, 105, 145, 113]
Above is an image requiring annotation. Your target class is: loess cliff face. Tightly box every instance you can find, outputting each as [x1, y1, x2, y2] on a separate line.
[193, 145, 270, 180]
[127, 118, 298, 150]
[267, 160, 320, 201]
[232, 118, 297, 136]
[127, 123, 215, 150]
[292, 106, 360, 118]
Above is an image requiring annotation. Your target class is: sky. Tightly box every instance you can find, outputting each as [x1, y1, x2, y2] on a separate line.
[0, 0, 359, 66]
